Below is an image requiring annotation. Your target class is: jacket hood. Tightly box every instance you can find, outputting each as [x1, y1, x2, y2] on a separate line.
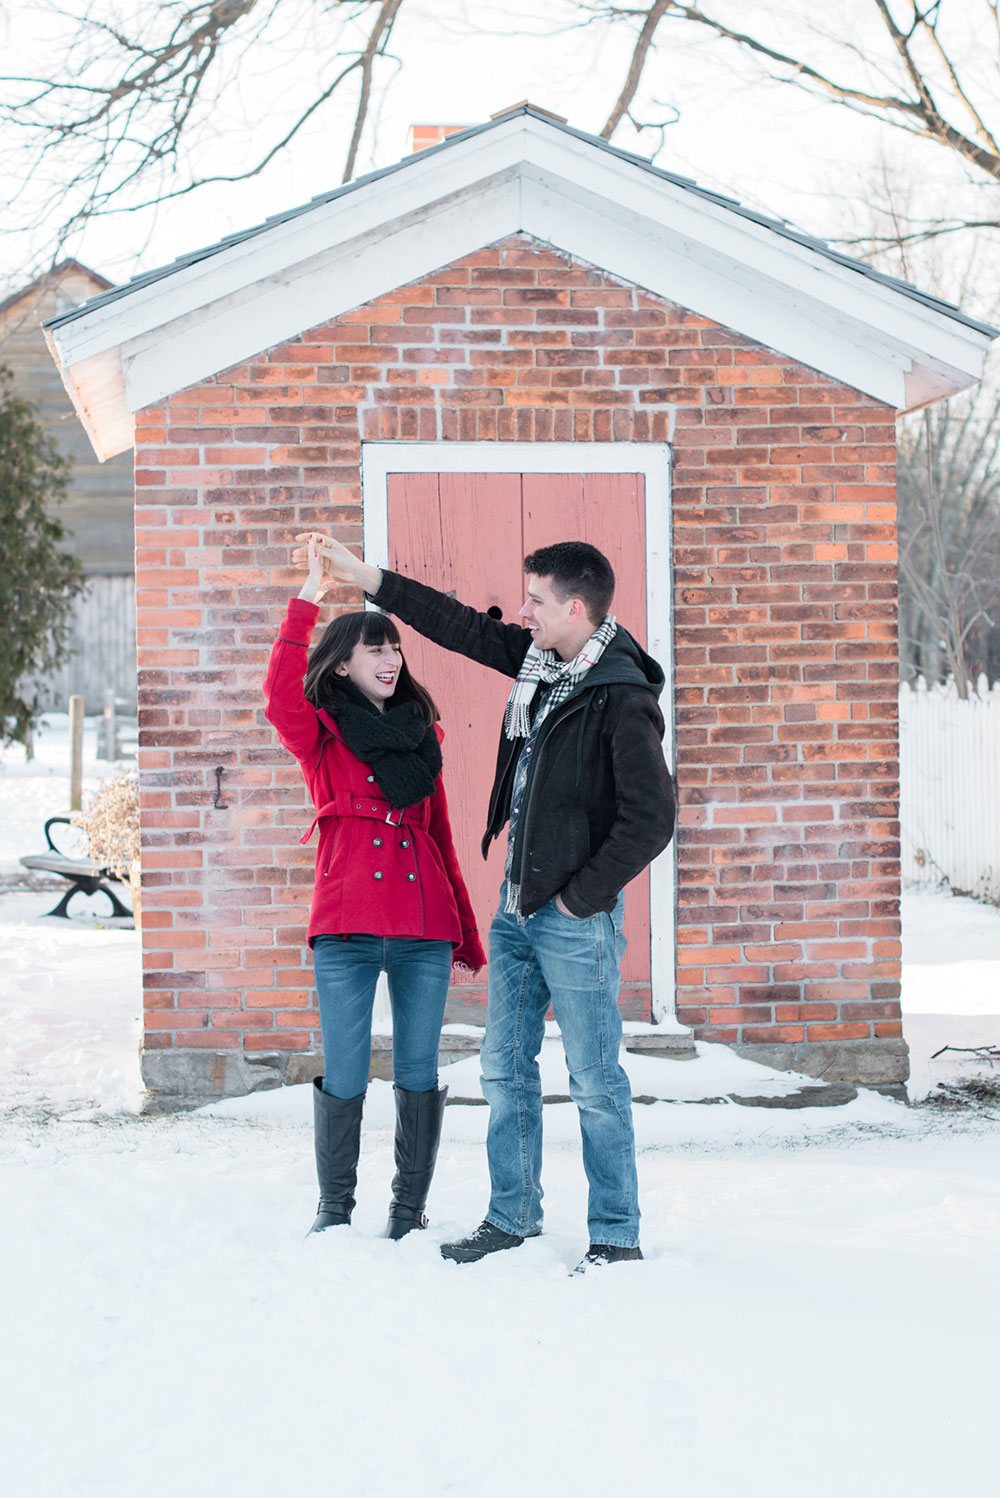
[576, 626, 665, 699]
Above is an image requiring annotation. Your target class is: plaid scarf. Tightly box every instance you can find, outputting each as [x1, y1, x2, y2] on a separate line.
[503, 615, 617, 916]
[503, 615, 618, 740]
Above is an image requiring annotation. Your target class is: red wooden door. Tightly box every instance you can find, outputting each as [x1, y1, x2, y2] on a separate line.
[386, 472, 651, 1019]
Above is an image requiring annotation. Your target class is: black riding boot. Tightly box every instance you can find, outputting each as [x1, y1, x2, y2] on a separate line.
[309, 1077, 365, 1234]
[385, 1084, 449, 1240]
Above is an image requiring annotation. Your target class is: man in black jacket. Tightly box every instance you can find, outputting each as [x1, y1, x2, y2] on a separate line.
[298, 534, 676, 1271]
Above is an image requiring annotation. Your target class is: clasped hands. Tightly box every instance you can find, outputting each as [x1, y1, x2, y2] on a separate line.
[292, 531, 357, 599]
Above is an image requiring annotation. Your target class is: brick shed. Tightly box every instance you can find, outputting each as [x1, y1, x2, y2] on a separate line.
[45, 105, 997, 1104]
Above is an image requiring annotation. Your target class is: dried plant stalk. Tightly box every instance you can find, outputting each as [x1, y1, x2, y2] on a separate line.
[72, 770, 140, 881]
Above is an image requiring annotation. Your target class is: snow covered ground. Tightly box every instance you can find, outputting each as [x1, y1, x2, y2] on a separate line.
[901, 889, 1000, 1100]
[4, 1095, 999, 1498]
[0, 712, 137, 878]
[2, 727, 1000, 1497]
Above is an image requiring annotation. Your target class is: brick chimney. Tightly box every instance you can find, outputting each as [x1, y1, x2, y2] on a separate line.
[406, 124, 470, 154]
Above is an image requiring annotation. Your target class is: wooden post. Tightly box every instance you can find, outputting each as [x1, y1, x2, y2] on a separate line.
[68, 695, 84, 811]
[96, 690, 107, 760]
[102, 688, 118, 761]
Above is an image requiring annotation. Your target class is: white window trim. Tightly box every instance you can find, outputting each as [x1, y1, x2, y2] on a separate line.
[361, 439, 683, 1029]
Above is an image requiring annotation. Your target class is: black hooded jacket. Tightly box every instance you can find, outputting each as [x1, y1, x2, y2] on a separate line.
[370, 570, 676, 919]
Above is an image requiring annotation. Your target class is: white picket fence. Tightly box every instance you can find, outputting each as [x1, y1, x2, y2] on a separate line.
[899, 677, 1000, 902]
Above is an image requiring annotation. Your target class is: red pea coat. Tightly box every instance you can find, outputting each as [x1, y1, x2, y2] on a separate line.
[263, 598, 485, 971]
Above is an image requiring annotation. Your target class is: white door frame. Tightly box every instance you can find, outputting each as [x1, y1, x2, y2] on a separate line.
[361, 440, 681, 1027]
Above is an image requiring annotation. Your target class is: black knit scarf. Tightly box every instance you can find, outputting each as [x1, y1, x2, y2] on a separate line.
[318, 680, 442, 809]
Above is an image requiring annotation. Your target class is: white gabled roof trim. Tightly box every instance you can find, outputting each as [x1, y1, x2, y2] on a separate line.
[123, 175, 522, 418]
[45, 111, 997, 459]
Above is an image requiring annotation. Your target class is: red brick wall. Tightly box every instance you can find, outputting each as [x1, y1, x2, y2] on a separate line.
[133, 232, 904, 1097]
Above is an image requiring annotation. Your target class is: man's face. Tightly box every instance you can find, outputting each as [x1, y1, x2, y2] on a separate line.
[519, 573, 579, 655]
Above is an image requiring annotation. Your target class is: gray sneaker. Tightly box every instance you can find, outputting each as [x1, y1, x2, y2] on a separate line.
[440, 1220, 528, 1263]
[572, 1243, 643, 1274]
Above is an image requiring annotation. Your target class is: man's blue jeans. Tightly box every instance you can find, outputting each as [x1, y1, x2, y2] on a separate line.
[480, 886, 639, 1248]
[313, 935, 452, 1098]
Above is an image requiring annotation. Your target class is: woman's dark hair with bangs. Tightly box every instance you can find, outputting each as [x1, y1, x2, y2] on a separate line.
[303, 610, 439, 725]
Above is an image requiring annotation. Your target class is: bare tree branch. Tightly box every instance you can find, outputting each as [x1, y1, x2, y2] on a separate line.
[57, 50, 382, 223]
[835, 220, 1000, 250]
[0, 0, 411, 263]
[342, 0, 405, 183]
[586, 2, 1000, 189]
[3, 0, 1000, 278]
[917, 5, 1000, 155]
[898, 391, 1000, 690]
[600, 0, 671, 139]
[14, 0, 261, 143]
[843, 166, 1000, 687]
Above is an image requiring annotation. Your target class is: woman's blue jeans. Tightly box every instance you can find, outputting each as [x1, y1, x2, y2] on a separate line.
[313, 935, 452, 1098]
[480, 887, 639, 1249]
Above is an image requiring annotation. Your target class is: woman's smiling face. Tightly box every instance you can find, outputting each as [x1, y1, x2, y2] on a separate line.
[335, 639, 403, 709]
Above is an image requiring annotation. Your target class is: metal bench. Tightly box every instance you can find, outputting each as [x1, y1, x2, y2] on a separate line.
[19, 817, 133, 920]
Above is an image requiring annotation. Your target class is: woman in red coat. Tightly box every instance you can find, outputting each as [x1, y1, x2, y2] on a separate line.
[264, 539, 485, 1238]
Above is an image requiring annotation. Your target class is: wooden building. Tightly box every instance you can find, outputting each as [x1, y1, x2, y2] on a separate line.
[1, 261, 136, 711]
[44, 105, 997, 1103]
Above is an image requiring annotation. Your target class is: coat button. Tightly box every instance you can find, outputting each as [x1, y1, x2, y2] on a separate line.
[373, 871, 383, 880]
[400, 838, 410, 849]
[367, 775, 375, 783]
[373, 837, 383, 848]
[406, 873, 416, 882]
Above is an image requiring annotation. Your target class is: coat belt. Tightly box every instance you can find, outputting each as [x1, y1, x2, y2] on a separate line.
[301, 790, 430, 845]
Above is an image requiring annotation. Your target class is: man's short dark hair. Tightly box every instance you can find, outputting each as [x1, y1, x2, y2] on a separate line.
[523, 541, 615, 624]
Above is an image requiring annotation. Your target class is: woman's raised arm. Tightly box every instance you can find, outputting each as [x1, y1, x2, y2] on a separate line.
[262, 540, 329, 760]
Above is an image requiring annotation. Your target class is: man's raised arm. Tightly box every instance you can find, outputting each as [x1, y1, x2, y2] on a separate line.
[294, 532, 530, 679]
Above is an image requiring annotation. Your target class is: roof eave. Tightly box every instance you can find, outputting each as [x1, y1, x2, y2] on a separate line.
[44, 326, 131, 461]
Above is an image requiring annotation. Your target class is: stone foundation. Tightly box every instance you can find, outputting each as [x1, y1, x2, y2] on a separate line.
[141, 1032, 906, 1108]
[731, 1037, 909, 1094]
